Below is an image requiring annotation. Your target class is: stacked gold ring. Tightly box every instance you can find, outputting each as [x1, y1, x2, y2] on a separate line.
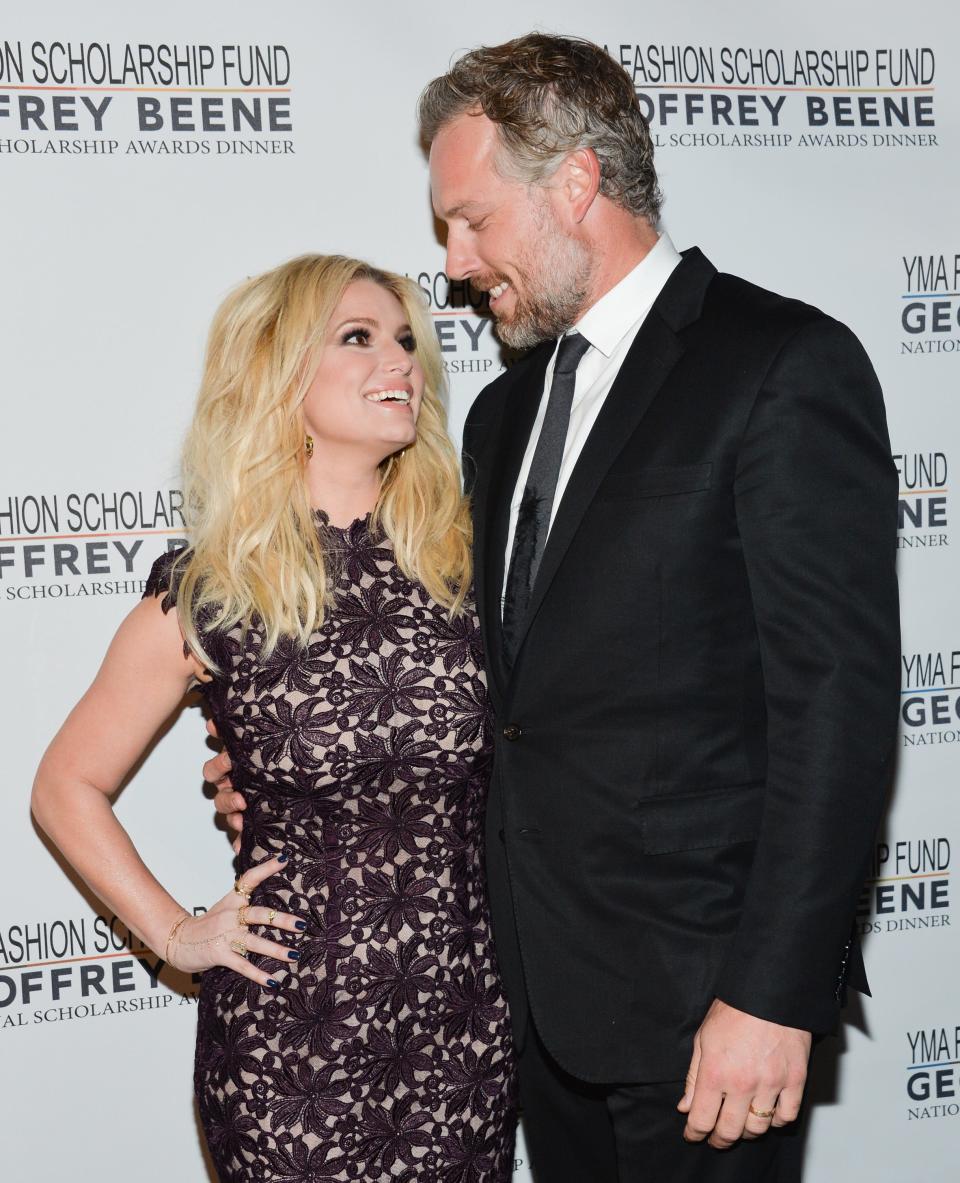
[229, 938, 247, 956]
[237, 904, 251, 927]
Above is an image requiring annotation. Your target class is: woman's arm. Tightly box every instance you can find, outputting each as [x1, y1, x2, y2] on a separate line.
[31, 594, 302, 984]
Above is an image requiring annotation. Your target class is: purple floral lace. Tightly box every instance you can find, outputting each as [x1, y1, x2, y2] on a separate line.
[145, 514, 516, 1182]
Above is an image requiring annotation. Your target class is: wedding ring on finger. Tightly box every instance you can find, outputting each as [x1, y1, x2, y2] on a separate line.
[230, 938, 247, 956]
[748, 1105, 777, 1119]
[233, 876, 252, 898]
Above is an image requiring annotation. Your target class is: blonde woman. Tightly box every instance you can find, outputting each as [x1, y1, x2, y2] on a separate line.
[32, 255, 517, 1181]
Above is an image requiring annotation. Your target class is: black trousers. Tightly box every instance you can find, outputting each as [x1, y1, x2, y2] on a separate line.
[517, 1022, 804, 1183]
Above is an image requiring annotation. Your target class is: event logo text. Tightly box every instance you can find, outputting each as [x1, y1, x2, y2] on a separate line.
[859, 836, 950, 935]
[0, 488, 185, 602]
[900, 253, 960, 356]
[609, 45, 938, 151]
[901, 649, 960, 747]
[906, 1025, 960, 1120]
[0, 40, 294, 157]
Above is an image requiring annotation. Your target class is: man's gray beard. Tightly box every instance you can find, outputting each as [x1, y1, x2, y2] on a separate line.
[493, 230, 595, 351]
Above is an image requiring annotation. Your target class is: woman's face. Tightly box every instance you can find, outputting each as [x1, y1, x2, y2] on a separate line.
[302, 279, 426, 466]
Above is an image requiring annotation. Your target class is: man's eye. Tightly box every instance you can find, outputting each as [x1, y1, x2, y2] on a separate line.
[342, 327, 371, 345]
[467, 219, 487, 232]
[399, 334, 416, 353]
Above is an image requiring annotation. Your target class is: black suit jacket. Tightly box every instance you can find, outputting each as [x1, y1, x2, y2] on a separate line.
[463, 248, 900, 1084]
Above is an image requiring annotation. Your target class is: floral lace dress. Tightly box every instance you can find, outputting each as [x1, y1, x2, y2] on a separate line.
[145, 515, 516, 1182]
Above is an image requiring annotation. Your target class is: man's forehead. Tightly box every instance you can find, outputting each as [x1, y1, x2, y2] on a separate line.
[431, 113, 497, 173]
[429, 116, 503, 215]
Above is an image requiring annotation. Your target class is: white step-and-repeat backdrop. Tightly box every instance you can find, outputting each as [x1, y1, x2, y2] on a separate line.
[2, 2, 956, 1179]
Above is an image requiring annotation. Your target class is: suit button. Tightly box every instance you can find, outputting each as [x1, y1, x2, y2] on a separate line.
[503, 724, 522, 741]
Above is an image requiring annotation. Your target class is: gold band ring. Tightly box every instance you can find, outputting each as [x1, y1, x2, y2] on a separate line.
[234, 877, 252, 898]
[237, 905, 250, 927]
[229, 938, 247, 956]
[748, 1105, 777, 1119]
[267, 908, 277, 924]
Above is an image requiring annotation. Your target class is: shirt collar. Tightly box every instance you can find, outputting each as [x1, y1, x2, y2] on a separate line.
[572, 233, 682, 359]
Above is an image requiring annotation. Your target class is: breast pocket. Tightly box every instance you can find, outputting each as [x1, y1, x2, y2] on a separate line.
[598, 463, 713, 501]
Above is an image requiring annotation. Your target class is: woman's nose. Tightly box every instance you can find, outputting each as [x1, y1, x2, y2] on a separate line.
[385, 343, 414, 373]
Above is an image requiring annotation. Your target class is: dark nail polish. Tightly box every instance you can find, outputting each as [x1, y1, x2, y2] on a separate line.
[266, 979, 280, 989]
[287, 950, 300, 961]
[295, 920, 307, 930]
[278, 852, 289, 864]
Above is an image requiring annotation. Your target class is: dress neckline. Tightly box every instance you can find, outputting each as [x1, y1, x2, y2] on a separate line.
[313, 508, 374, 535]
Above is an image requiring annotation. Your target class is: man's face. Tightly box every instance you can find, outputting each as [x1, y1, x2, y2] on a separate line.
[429, 112, 593, 349]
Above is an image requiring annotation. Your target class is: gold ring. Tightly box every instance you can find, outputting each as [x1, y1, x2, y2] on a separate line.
[230, 938, 247, 956]
[267, 908, 277, 924]
[234, 877, 252, 898]
[237, 905, 250, 927]
[749, 1105, 776, 1119]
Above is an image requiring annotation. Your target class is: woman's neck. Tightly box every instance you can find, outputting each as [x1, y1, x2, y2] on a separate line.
[306, 451, 381, 528]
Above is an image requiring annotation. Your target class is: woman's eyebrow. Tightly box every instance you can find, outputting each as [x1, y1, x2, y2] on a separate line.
[333, 316, 379, 331]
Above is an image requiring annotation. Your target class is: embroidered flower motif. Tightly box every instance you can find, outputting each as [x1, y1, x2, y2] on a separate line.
[354, 1094, 434, 1172]
[346, 649, 435, 724]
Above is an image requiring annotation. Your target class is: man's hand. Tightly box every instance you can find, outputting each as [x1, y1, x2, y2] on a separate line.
[677, 998, 811, 1149]
[204, 718, 247, 852]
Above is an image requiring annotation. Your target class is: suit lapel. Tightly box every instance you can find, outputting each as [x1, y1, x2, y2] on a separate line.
[473, 344, 553, 701]
[507, 247, 717, 672]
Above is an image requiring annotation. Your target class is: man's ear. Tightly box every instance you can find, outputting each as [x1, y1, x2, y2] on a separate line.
[560, 146, 602, 224]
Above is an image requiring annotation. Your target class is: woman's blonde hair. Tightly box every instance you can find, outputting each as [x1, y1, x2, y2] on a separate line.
[172, 254, 472, 665]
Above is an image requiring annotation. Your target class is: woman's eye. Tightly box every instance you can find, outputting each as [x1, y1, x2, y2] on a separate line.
[342, 327, 371, 345]
[399, 334, 416, 353]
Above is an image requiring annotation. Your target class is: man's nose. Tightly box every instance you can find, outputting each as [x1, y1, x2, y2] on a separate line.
[445, 229, 476, 281]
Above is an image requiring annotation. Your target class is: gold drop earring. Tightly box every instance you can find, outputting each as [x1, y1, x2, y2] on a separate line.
[305, 435, 314, 460]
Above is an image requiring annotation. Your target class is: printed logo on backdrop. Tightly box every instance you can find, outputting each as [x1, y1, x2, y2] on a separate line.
[895, 450, 948, 549]
[0, 39, 294, 158]
[409, 271, 521, 377]
[0, 488, 185, 603]
[900, 649, 960, 748]
[0, 909, 200, 1032]
[906, 1025, 960, 1121]
[858, 837, 950, 936]
[900, 253, 960, 355]
[606, 44, 937, 151]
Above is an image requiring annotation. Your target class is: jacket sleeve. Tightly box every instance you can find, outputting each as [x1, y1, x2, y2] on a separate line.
[714, 315, 900, 1033]
[461, 403, 481, 498]
[461, 380, 501, 497]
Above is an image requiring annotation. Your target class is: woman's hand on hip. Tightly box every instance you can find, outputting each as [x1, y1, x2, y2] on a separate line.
[166, 853, 306, 989]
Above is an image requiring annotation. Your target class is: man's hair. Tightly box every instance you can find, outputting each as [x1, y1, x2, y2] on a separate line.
[418, 32, 662, 224]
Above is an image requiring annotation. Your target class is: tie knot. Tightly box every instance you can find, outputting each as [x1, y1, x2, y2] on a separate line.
[553, 331, 591, 375]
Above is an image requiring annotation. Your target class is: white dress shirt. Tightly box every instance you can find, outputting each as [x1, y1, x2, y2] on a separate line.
[502, 233, 682, 608]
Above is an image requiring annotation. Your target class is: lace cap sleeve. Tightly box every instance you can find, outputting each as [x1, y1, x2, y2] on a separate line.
[142, 547, 223, 683]
[142, 546, 189, 615]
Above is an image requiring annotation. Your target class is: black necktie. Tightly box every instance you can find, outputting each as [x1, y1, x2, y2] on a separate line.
[502, 331, 591, 666]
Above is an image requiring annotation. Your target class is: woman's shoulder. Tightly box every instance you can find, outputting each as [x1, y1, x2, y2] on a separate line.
[141, 545, 224, 682]
[142, 545, 189, 615]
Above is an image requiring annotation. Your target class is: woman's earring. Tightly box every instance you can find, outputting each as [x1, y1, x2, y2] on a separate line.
[305, 434, 314, 460]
